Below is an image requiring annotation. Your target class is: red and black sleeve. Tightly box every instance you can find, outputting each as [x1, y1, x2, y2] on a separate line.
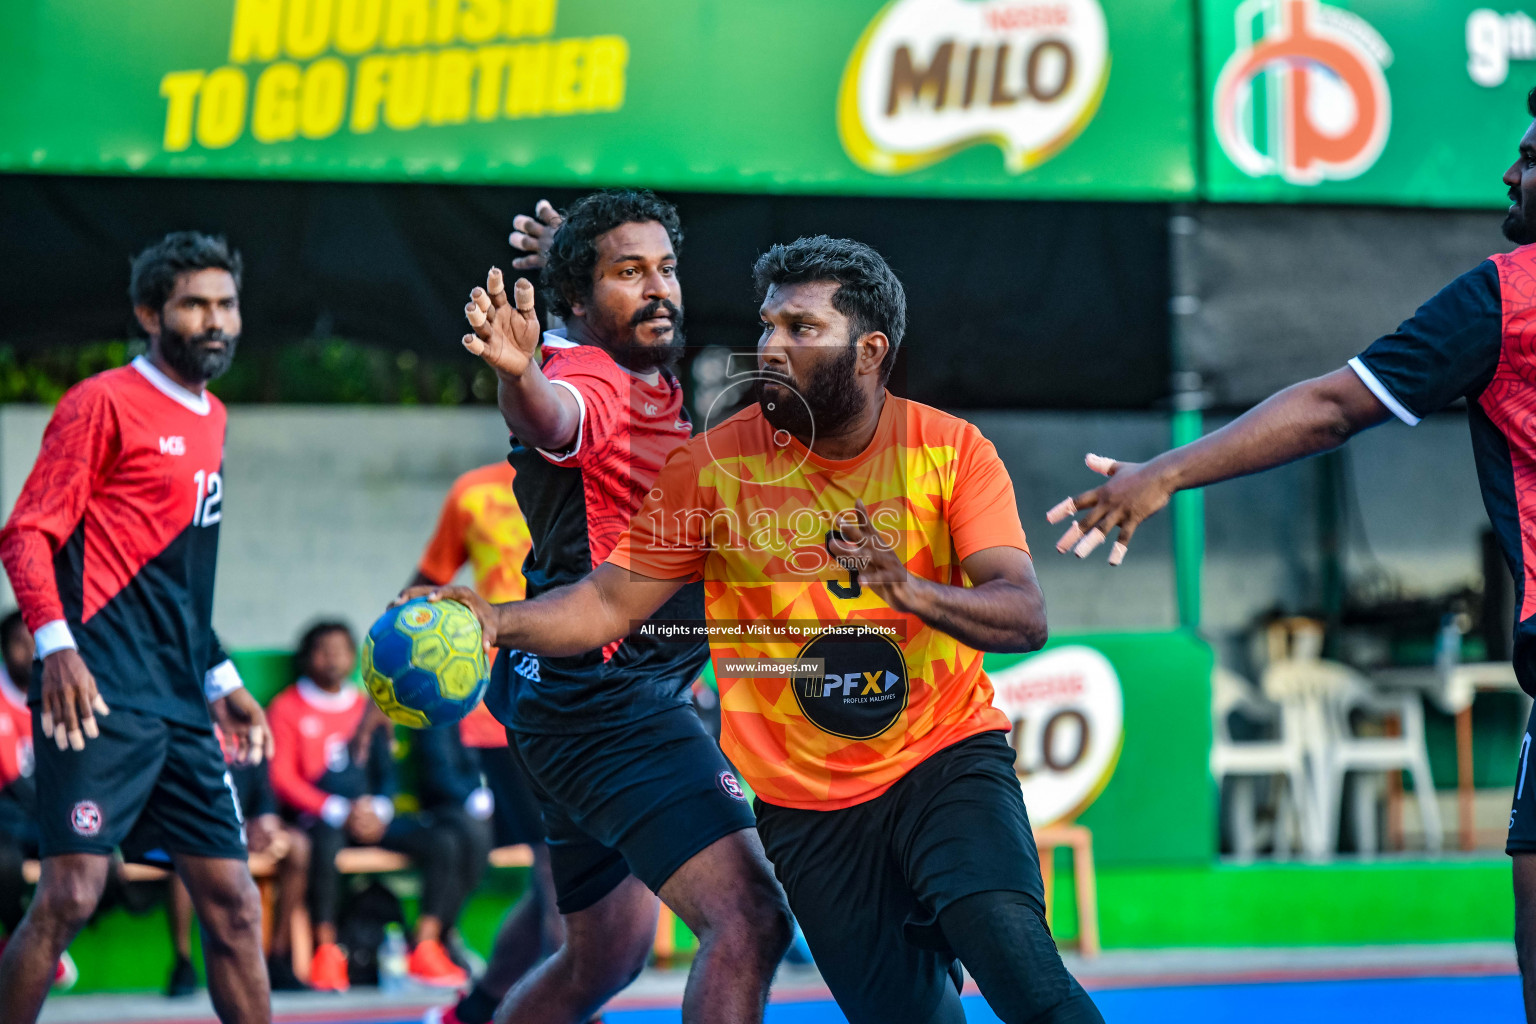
[0, 382, 119, 631]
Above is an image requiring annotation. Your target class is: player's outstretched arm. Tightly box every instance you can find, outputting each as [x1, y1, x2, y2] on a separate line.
[1048, 367, 1392, 563]
[829, 501, 1047, 653]
[462, 267, 580, 452]
[396, 563, 686, 659]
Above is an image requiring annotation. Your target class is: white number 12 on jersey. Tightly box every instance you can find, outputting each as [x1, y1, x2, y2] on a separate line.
[193, 469, 224, 527]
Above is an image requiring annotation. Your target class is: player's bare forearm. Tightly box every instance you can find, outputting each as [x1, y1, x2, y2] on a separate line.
[873, 546, 1045, 654]
[1051, 367, 1393, 563]
[896, 575, 1047, 654]
[496, 367, 580, 453]
[409, 563, 684, 658]
[1154, 368, 1389, 493]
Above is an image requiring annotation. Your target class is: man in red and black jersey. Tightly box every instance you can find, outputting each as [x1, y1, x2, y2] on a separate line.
[423, 191, 791, 1024]
[1045, 89, 1536, 1023]
[0, 233, 273, 1024]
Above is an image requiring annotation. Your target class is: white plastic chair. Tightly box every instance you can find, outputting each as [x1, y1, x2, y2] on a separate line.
[1264, 658, 1443, 854]
[1210, 666, 1325, 858]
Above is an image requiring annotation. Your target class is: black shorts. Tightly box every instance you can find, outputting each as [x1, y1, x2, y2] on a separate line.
[475, 743, 546, 848]
[508, 705, 756, 914]
[33, 707, 246, 864]
[1509, 702, 1536, 855]
[755, 730, 1045, 1024]
[0, 789, 40, 855]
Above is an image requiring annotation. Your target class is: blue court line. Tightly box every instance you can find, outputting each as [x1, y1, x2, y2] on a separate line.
[285, 974, 1523, 1024]
[553, 975, 1522, 1024]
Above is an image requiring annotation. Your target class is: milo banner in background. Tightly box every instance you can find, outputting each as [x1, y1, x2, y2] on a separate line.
[1204, 0, 1536, 207]
[0, 0, 1194, 199]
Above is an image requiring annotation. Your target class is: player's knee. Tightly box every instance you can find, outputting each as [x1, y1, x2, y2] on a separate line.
[695, 871, 792, 964]
[34, 870, 106, 932]
[564, 930, 650, 998]
[739, 877, 794, 960]
[199, 873, 263, 952]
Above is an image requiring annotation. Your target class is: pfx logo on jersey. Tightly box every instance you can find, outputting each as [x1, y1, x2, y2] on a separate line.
[838, 0, 1110, 176]
[792, 634, 910, 740]
[816, 670, 902, 698]
[159, 436, 186, 456]
[1214, 0, 1392, 186]
[71, 800, 102, 837]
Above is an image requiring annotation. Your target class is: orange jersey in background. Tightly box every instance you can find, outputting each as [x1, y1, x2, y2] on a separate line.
[609, 396, 1027, 811]
[417, 462, 533, 748]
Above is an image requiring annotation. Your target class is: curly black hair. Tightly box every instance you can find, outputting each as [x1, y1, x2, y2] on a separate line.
[542, 190, 683, 320]
[751, 235, 906, 384]
[129, 231, 243, 313]
[293, 620, 355, 680]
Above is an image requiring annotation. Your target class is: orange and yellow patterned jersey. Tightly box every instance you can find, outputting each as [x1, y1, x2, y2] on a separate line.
[609, 396, 1027, 810]
[417, 462, 532, 604]
[418, 462, 532, 748]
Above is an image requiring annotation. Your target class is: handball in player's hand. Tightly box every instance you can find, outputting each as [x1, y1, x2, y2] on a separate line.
[362, 596, 490, 728]
[464, 268, 541, 379]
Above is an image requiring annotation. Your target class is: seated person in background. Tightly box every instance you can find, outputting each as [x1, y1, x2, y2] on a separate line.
[0, 611, 74, 990]
[268, 621, 472, 993]
[411, 724, 494, 970]
[166, 753, 310, 996]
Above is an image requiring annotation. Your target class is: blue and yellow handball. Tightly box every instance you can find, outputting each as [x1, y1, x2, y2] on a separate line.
[361, 597, 490, 728]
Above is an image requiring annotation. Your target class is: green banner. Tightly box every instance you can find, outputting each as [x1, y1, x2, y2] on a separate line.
[1203, 0, 1533, 207]
[0, 0, 1194, 199]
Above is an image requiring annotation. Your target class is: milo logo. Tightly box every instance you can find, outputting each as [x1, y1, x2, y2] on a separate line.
[838, 0, 1111, 175]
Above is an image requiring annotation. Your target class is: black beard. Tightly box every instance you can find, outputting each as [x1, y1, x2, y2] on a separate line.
[159, 324, 238, 383]
[597, 299, 685, 374]
[1506, 209, 1536, 245]
[753, 343, 864, 438]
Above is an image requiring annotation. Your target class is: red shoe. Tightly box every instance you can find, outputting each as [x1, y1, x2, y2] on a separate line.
[422, 1005, 464, 1024]
[309, 942, 350, 993]
[408, 939, 468, 988]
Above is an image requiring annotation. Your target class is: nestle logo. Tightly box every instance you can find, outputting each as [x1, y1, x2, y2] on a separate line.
[159, 436, 186, 456]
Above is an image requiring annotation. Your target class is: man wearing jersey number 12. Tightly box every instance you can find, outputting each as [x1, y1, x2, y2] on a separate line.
[410, 236, 1103, 1023]
[1044, 87, 1536, 1023]
[0, 233, 273, 1024]
[432, 191, 792, 1024]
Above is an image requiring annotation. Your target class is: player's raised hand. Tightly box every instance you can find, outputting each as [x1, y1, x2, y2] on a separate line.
[39, 648, 109, 751]
[464, 268, 541, 379]
[508, 199, 562, 271]
[392, 584, 499, 655]
[212, 686, 275, 765]
[828, 500, 915, 611]
[1046, 453, 1172, 565]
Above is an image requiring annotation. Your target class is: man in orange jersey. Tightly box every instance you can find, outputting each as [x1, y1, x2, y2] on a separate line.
[406, 237, 1102, 1024]
[409, 463, 568, 1024]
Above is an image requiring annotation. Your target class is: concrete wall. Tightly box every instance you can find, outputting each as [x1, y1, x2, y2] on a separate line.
[0, 404, 1490, 654]
[0, 405, 510, 651]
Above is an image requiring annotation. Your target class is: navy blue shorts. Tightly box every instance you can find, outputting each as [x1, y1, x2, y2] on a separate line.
[475, 743, 546, 848]
[508, 705, 756, 914]
[33, 707, 246, 864]
[755, 730, 1045, 1024]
